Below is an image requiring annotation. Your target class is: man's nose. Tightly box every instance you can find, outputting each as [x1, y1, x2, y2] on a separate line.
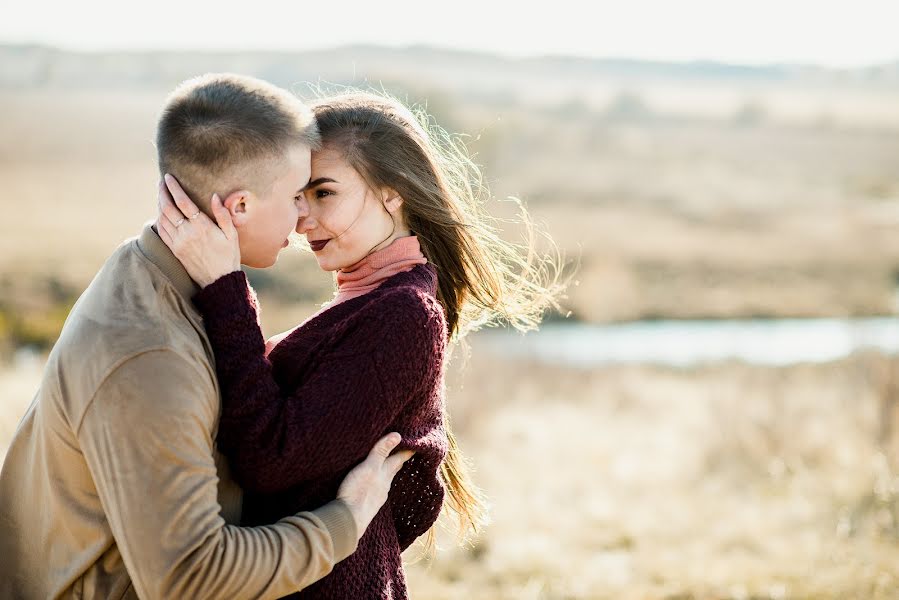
[295, 194, 310, 216]
[294, 197, 311, 233]
[296, 213, 314, 235]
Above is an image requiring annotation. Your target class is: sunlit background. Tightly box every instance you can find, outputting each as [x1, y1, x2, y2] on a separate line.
[3, 2, 899, 598]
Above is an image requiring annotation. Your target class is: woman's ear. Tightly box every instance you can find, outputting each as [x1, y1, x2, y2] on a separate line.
[222, 190, 252, 227]
[382, 187, 404, 214]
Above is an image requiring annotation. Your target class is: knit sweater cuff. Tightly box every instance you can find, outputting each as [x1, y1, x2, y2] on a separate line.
[191, 270, 264, 365]
[313, 499, 359, 563]
[192, 270, 255, 319]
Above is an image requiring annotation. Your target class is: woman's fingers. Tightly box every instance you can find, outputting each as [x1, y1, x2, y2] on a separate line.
[157, 217, 174, 247]
[158, 178, 187, 226]
[157, 212, 178, 244]
[160, 174, 225, 235]
[163, 173, 201, 220]
[154, 182, 242, 287]
[210, 194, 237, 240]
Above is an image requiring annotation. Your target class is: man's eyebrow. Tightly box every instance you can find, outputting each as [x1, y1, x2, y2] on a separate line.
[300, 177, 337, 192]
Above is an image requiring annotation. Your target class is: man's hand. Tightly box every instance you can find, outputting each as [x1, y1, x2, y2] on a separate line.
[337, 433, 414, 541]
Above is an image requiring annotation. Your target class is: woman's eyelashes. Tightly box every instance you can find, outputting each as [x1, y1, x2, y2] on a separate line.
[304, 188, 333, 201]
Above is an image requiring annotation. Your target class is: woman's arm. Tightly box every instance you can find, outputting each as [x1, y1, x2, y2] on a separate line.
[193, 270, 447, 493]
[389, 436, 447, 552]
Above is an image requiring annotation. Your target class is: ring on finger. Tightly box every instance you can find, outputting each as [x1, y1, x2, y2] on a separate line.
[189, 211, 201, 220]
[175, 218, 186, 228]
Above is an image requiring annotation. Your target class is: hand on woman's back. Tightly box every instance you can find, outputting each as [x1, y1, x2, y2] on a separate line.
[338, 432, 415, 540]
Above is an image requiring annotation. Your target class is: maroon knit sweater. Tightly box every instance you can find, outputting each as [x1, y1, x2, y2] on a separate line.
[192, 262, 449, 600]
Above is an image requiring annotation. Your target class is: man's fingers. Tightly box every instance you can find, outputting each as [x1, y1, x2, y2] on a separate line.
[385, 450, 415, 475]
[369, 433, 402, 461]
[163, 173, 201, 219]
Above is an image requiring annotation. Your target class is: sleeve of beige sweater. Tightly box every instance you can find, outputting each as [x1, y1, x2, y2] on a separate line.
[76, 348, 358, 599]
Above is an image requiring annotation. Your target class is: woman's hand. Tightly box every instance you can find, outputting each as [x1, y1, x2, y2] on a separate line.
[157, 173, 242, 288]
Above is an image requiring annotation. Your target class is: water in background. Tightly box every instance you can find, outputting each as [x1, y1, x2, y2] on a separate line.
[476, 317, 899, 367]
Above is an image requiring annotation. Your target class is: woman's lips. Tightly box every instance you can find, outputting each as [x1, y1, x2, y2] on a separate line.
[309, 239, 331, 251]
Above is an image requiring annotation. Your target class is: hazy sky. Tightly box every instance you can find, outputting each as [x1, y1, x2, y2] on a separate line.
[4, 0, 897, 67]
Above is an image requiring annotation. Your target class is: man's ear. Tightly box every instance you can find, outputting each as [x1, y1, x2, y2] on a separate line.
[222, 190, 252, 227]
[382, 187, 404, 214]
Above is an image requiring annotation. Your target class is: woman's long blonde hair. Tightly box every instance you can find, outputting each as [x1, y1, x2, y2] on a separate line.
[310, 89, 571, 553]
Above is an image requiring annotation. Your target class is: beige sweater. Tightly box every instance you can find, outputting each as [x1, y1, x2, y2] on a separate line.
[0, 224, 357, 599]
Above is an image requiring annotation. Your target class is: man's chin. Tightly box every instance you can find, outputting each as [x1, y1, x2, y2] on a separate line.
[243, 254, 278, 270]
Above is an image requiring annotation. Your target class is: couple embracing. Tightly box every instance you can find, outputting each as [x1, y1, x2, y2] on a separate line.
[0, 73, 563, 599]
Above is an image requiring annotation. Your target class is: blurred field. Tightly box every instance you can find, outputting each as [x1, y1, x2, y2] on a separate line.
[402, 348, 899, 600]
[3, 62, 899, 342]
[3, 347, 899, 599]
[3, 47, 899, 598]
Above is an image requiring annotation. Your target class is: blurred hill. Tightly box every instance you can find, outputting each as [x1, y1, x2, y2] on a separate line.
[4, 43, 899, 90]
[3, 45, 899, 132]
[2, 44, 899, 352]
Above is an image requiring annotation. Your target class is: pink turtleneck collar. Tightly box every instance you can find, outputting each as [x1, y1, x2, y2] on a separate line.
[332, 235, 427, 305]
[265, 235, 427, 354]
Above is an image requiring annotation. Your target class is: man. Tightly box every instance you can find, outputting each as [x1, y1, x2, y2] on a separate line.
[0, 73, 411, 598]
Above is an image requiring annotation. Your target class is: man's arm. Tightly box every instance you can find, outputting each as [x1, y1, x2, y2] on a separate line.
[76, 349, 365, 599]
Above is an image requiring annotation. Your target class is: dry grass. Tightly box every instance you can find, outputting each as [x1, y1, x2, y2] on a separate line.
[3, 347, 898, 598]
[401, 347, 899, 599]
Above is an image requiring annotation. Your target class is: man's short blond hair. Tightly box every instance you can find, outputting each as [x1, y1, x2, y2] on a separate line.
[156, 73, 319, 209]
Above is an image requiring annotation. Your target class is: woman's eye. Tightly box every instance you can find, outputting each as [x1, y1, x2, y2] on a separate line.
[315, 190, 332, 199]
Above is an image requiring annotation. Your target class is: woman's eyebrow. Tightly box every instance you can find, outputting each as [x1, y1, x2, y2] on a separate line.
[302, 177, 338, 191]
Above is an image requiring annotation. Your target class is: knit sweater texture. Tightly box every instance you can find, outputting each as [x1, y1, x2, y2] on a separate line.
[193, 260, 449, 600]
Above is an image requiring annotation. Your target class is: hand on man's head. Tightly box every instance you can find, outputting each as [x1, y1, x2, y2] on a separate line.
[156, 173, 242, 288]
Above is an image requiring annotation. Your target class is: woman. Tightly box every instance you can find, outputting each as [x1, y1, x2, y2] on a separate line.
[158, 91, 566, 598]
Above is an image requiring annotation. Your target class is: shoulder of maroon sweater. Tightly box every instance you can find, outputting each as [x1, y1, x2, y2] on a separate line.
[349, 283, 448, 350]
[366, 262, 443, 325]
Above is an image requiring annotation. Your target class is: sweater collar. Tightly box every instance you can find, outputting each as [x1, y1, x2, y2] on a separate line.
[136, 222, 201, 300]
[377, 261, 438, 296]
[335, 235, 428, 294]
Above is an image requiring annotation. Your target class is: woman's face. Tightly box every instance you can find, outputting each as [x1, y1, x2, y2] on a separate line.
[296, 145, 407, 271]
